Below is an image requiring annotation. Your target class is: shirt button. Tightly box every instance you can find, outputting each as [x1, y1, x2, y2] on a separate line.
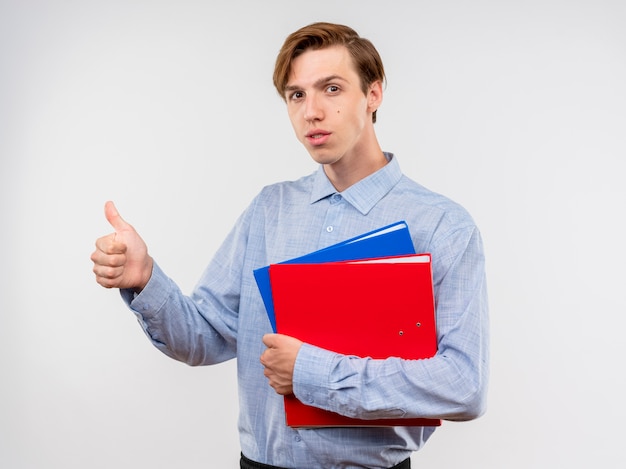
[294, 435, 302, 442]
[326, 226, 333, 233]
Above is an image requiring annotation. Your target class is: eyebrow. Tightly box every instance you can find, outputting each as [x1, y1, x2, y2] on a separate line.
[284, 74, 348, 93]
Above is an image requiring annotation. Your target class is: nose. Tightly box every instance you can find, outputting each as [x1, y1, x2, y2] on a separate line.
[303, 93, 323, 122]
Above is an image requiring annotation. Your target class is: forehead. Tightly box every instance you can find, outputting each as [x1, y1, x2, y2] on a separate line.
[287, 45, 359, 87]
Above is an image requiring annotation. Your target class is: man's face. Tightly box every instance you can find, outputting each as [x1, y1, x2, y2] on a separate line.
[284, 46, 380, 167]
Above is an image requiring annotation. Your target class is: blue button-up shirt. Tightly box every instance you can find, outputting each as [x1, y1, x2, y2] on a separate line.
[124, 154, 489, 468]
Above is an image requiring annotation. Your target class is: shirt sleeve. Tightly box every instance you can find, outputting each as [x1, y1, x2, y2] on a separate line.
[291, 224, 490, 422]
[119, 205, 255, 366]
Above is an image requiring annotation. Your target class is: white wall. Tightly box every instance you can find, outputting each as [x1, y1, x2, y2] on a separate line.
[1, 1, 625, 467]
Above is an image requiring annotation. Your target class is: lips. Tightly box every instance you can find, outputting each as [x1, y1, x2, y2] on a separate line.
[305, 130, 331, 146]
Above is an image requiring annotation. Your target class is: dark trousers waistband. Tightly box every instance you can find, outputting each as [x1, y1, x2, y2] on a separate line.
[240, 452, 411, 469]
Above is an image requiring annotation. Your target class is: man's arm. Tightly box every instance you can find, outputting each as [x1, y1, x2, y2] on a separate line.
[261, 225, 489, 421]
[90, 200, 240, 366]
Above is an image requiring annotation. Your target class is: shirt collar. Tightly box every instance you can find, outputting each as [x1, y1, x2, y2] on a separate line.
[309, 152, 403, 215]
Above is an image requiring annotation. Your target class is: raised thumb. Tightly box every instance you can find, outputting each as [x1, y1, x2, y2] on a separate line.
[104, 201, 130, 232]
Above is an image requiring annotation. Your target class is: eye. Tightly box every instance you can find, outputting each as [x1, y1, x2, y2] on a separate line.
[289, 90, 305, 101]
[326, 85, 340, 94]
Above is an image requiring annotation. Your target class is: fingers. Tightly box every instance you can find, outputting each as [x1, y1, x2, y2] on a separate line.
[92, 264, 124, 288]
[94, 232, 127, 255]
[262, 366, 293, 396]
[262, 333, 278, 348]
[104, 200, 131, 233]
[91, 233, 126, 288]
[260, 334, 302, 395]
[260, 336, 285, 394]
[91, 253, 125, 287]
[91, 237, 126, 267]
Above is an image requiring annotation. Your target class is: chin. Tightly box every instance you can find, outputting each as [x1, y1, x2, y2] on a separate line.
[307, 148, 342, 165]
[311, 156, 341, 166]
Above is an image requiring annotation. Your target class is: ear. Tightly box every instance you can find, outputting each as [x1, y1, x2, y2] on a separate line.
[366, 80, 383, 114]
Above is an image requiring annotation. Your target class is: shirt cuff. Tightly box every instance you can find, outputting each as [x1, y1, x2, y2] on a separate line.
[292, 343, 338, 411]
[119, 262, 172, 321]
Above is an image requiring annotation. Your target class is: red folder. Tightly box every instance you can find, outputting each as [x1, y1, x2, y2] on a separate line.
[268, 254, 441, 428]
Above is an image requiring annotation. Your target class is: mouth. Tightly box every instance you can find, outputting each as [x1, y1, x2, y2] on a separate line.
[306, 130, 331, 146]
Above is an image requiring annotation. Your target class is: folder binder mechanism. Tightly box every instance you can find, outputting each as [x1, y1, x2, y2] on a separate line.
[253, 221, 441, 428]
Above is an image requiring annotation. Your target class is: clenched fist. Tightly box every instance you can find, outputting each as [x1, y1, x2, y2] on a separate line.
[260, 333, 303, 395]
[91, 201, 153, 291]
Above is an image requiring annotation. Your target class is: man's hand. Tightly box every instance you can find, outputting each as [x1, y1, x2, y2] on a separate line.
[260, 334, 303, 395]
[90, 201, 153, 291]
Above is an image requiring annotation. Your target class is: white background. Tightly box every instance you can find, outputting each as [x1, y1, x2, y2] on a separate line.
[1, 1, 625, 467]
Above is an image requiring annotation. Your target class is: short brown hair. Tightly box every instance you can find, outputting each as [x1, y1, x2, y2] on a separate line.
[273, 22, 386, 123]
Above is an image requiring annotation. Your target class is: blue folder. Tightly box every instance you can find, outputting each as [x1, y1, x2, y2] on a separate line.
[253, 221, 416, 332]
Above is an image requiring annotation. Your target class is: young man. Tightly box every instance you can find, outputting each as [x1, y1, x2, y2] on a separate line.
[91, 22, 489, 469]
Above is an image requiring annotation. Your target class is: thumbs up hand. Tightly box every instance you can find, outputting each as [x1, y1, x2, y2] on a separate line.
[91, 201, 153, 291]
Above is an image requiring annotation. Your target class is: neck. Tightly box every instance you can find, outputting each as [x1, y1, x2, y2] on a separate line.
[323, 134, 387, 192]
